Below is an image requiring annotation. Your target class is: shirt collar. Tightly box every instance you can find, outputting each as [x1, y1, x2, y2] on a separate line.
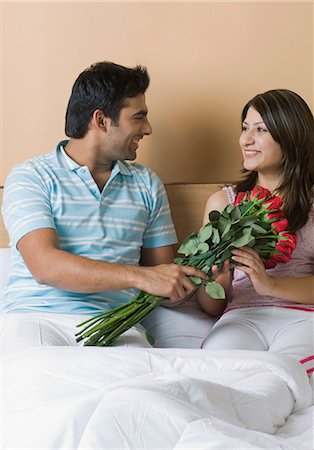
[55, 140, 133, 176]
[54, 140, 80, 171]
[115, 160, 133, 176]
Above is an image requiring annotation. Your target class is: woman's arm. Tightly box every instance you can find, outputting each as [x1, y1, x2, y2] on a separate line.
[232, 247, 314, 304]
[197, 189, 232, 317]
[268, 276, 314, 304]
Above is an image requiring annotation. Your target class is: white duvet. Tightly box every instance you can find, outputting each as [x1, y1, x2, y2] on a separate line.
[2, 347, 313, 449]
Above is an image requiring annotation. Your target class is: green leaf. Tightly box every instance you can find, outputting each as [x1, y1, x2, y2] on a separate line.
[224, 204, 234, 214]
[205, 281, 226, 299]
[190, 276, 202, 285]
[230, 206, 241, 220]
[251, 223, 268, 234]
[173, 257, 184, 264]
[198, 224, 213, 242]
[178, 236, 200, 255]
[221, 221, 231, 237]
[231, 233, 255, 248]
[212, 228, 221, 245]
[197, 242, 210, 253]
[177, 232, 197, 251]
[209, 210, 221, 226]
[218, 216, 231, 235]
[238, 216, 258, 227]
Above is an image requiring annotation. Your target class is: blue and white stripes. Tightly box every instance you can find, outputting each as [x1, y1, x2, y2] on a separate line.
[2, 141, 177, 314]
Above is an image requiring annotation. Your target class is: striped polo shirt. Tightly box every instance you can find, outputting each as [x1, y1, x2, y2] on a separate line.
[2, 141, 177, 314]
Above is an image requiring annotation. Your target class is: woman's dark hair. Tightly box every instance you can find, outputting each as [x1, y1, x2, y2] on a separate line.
[236, 89, 314, 232]
[65, 61, 150, 138]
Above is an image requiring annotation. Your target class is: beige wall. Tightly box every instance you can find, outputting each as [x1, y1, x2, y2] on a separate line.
[1, 1, 313, 185]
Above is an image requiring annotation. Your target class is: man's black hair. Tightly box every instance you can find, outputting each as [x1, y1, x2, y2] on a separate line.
[65, 61, 150, 138]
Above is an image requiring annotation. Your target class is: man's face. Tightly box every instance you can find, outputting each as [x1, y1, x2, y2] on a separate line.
[105, 94, 152, 161]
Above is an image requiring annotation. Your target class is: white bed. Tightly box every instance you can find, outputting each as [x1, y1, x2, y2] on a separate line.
[1, 247, 313, 450]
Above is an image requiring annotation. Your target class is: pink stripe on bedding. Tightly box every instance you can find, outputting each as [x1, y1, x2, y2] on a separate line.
[299, 355, 314, 374]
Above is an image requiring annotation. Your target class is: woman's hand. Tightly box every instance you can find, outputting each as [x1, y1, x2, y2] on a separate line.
[211, 259, 230, 280]
[231, 247, 274, 296]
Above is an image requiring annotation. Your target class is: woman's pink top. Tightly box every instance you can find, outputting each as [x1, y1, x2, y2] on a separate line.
[222, 185, 314, 312]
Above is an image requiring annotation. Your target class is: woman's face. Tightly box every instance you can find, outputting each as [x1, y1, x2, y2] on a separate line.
[239, 107, 283, 176]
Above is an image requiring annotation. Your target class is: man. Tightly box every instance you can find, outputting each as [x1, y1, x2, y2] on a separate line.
[2, 61, 211, 348]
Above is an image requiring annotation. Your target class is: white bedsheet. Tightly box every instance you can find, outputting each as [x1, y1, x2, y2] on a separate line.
[2, 347, 313, 449]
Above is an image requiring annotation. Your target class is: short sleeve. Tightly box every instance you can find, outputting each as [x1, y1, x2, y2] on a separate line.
[141, 169, 177, 248]
[222, 185, 236, 205]
[2, 164, 56, 247]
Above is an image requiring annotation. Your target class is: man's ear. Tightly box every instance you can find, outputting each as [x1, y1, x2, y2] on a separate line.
[92, 109, 109, 131]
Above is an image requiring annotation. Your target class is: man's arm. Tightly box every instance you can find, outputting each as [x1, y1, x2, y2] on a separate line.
[18, 228, 208, 302]
[140, 245, 175, 266]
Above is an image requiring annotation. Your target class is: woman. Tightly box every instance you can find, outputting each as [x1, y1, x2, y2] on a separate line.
[198, 89, 314, 366]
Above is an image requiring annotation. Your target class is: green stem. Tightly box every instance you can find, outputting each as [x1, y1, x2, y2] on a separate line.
[79, 301, 144, 341]
[94, 296, 165, 346]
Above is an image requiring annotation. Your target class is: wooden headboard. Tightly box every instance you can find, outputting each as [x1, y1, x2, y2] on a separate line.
[165, 184, 220, 246]
[0, 184, 221, 248]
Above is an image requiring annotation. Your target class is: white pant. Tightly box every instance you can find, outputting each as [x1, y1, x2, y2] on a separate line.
[1, 313, 152, 352]
[202, 307, 314, 362]
[141, 295, 216, 348]
[1, 295, 215, 351]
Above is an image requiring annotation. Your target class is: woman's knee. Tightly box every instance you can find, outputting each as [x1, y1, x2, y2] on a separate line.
[202, 320, 266, 351]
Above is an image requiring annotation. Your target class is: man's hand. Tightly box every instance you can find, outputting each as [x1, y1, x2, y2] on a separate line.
[137, 264, 209, 304]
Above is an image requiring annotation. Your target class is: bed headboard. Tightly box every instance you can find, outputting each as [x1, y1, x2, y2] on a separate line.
[165, 184, 221, 246]
[0, 184, 221, 249]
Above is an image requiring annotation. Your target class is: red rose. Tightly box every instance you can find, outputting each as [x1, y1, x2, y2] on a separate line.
[265, 211, 285, 221]
[272, 219, 289, 233]
[263, 196, 283, 211]
[280, 231, 297, 241]
[277, 238, 296, 249]
[278, 232, 298, 249]
[250, 186, 272, 201]
[276, 243, 293, 256]
[234, 191, 247, 206]
[276, 240, 297, 258]
[271, 253, 291, 263]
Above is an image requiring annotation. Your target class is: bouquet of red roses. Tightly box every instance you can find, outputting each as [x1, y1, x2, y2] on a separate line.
[76, 186, 297, 346]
